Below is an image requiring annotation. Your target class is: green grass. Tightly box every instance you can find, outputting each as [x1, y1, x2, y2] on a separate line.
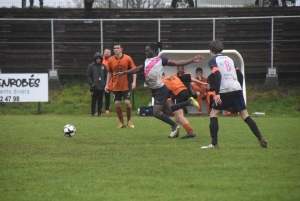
[1, 115, 300, 201]
[0, 81, 299, 117]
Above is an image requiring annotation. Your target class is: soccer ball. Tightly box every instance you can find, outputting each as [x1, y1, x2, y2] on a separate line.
[63, 124, 76, 138]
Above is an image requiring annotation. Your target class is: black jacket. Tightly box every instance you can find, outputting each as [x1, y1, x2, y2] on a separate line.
[86, 52, 107, 91]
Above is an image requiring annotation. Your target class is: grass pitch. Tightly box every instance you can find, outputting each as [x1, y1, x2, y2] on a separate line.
[1, 115, 300, 201]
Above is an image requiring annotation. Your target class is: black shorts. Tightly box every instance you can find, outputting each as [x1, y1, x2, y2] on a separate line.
[113, 90, 131, 102]
[174, 90, 189, 103]
[173, 90, 190, 114]
[151, 85, 169, 105]
[212, 90, 246, 111]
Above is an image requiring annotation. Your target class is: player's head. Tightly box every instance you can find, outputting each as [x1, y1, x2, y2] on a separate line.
[196, 67, 203, 73]
[209, 40, 224, 55]
[113, 43, 123, 55]
[103, 48, 111, 58]
[93, 52, 103, 64]
[195, 67, 203, 77]
[177, 65, 185, 75]
[145, 42, 163, 58]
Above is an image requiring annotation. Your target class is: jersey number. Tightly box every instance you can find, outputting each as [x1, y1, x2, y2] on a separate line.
[224, 60, 231, 72]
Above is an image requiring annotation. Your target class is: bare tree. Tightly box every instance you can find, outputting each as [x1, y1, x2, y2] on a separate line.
[72, 0, 84, 8]
[72, 0, 167, 9]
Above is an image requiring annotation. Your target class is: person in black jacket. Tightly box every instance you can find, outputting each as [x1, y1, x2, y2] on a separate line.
[87, 52, 107, 117]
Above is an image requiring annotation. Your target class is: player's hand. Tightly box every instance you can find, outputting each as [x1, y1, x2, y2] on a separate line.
[131, 83, 136, 90]
[193, 55, 205, 63]
[115, 72, 124, 77]
[104, 86, 109, 93]
[214, 94, 222, 106]
[203, 83, 210, 89]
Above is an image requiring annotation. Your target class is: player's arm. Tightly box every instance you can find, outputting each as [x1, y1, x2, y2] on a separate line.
[167, 55, 205, 66]
[212, 67, 221, 95]
[105, 71, 112, 92]
[131, 73, 137, 90]
[86, 65, 93, 86]
[236, 68, 244, 88]
[212, 67, 222, 105]
[114, 65, 143, 77]
[191, 77, 210, 89]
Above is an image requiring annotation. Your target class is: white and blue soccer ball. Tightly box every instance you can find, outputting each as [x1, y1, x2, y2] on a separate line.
[63, 124, 76, 138]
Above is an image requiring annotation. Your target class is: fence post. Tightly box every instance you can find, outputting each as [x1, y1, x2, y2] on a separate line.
[265, 16, 278, 89]
[37, 102, 41, 114]
[49, 19, 60, 89]
[213, 18, 215, 40]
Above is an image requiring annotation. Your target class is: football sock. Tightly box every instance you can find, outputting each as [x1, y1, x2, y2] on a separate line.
[153, 112, 175, 127]
[183, 123, 193, 134]
[196, 94, 202, 110]
[210, 117, 218, 145]
[170, 102, 189, 112]
[116, 106, 124, 124]
[244, 116, 262, 140]
[126, 106, 131, 121]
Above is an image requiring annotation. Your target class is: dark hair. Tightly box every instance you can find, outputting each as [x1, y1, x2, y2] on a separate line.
[146, 42, 163, 53]
[196, 67, 203, 72]
[114, 42, 123, 48]
[209, 40, 224, 54]
[104, 47, 111, 51]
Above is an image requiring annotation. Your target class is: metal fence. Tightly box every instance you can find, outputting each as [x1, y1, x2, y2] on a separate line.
[1, 0, 279, 9]
[2, 15, 299, 76]
[1, 16, 300, 114]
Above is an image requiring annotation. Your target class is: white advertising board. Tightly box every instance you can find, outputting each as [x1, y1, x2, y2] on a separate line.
[0, 74, 48, 102]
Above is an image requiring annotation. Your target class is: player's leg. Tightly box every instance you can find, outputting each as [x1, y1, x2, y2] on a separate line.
[173, 90, 196, 139]
[202, 108, 221, 148]
[152, 86, 179, 137]
[97, 90, 104, 117]
[234, 91, 267, 148]
[104, 91, 110, 114]
[191, 83, 203, 114]
[90, 90, 97, 117]
[174, 109, 196, 139]
[114, 92, 125, 128]
[123, 90, 134, 128]
[201, 92, 232, 149]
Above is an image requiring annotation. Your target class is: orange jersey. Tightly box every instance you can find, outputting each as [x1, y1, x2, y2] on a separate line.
[103, 55, 113, 90]
[194, 76, 208, 92]
[162, 74, 187, 96]
[107, 54, 136, 91]
[102, 55, 110, 69]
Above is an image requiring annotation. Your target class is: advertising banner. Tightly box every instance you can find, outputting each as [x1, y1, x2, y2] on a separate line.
[0, 74, 48, 102]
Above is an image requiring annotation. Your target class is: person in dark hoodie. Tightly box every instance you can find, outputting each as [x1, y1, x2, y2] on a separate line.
[86, 52, 107, 117]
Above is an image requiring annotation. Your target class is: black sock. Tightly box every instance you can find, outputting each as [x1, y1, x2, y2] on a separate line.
[170, 101, 188, 112]
[210, 117, 218, 145]
[154, 113, 175, 127]
[244, 116, 262, 140]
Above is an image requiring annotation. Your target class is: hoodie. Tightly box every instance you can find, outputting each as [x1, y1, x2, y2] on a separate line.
[86, 52, 107, 91]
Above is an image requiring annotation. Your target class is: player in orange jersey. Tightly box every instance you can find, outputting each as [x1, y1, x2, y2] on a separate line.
[162, 73, 209, 138]
[105, 43, 136, 129]
[102, 47, 112, 115]
[190, 67, 209, 115]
